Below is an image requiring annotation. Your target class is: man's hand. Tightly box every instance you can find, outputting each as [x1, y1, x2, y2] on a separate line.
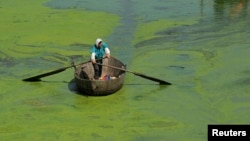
[106, 54, 111, 58]
[92, 59, 96, 64]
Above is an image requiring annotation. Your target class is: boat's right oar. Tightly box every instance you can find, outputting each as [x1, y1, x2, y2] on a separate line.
[96, 63, 171, 85]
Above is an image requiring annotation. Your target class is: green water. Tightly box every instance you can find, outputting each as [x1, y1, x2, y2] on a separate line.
[1, 0, 249, 140]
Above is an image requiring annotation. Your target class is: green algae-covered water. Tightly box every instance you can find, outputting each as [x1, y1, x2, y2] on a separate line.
[1, 0, 249, 140]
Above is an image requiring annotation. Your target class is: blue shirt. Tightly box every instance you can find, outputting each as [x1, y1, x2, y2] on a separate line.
[91, 42, 109, 59]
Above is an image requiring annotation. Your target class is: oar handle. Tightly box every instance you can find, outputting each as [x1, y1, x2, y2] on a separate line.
[73, 57, 107, 68]
[96, 63, 126, 71]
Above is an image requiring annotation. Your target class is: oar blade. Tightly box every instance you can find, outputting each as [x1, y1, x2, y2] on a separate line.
[134, 73, 172, 85]
[22, 77, 41, 82]
[159, 81, 172, 85]
[22, 67, 67, 82]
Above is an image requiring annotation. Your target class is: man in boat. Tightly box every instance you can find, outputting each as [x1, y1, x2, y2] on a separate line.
[91, 38, 111, 79]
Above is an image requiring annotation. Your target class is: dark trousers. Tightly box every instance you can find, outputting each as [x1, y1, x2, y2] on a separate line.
[93, 60, 102, 79]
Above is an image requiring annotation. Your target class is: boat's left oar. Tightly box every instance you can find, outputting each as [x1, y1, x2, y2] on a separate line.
[22, 62, 83, 82]
[22, 58, 106, 82]
[96, 63, 171, 85]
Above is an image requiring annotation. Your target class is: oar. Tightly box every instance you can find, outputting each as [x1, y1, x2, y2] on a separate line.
[22, 62, 83, 82]
[96, 63, 171, 85]
[23, 58, 105, 82]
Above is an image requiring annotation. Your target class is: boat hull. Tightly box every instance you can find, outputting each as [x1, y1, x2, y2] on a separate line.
[74, 57, 126, 96]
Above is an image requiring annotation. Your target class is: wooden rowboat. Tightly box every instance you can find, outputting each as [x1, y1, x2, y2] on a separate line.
[74, 57, 126, 96]
[23, 55, 170, 92]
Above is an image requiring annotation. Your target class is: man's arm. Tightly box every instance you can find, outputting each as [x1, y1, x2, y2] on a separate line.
[105, 48, 110, 58]
[91, 52, 96, 63]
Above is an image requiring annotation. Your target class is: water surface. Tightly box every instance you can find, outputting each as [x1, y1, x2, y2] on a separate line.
[0, 0, 249, 140]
